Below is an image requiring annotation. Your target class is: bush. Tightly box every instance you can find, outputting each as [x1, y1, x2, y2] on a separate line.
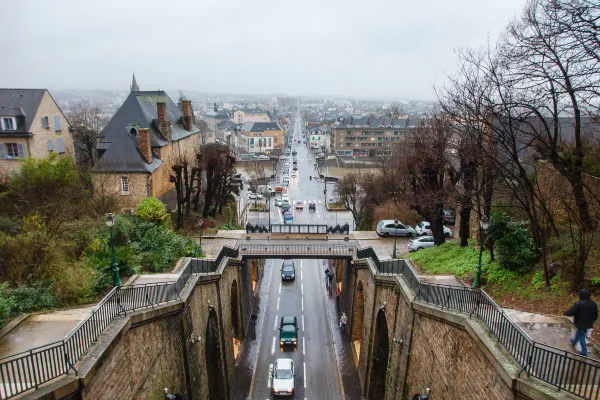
[7, 284, 58, 314]
[488, 211, 539, 272]
[137, 198, 167, 223]
[0, 284, 14, 326]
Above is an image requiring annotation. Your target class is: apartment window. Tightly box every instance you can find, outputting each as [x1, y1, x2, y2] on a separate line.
[346, 131, 352, 135]
[1, 117, 16, 131]
[120, 176, 130, 195]
[394, 131, 399, 135]
[41, 116, 50, 129]
[54, 116, 62, 131]
[0, 143, 25, 159]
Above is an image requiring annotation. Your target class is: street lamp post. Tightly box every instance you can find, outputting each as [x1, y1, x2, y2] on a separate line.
[473, 216, 489, 288]
[267, 194, 271, 230]
[227, 204, 231, 229]
[105, 213, 121, 287]
[392, 219, 400, 259]
[197, 219, 204, 257]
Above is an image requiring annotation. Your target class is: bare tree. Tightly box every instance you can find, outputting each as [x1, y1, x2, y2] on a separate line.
[170, 150, 200, 229]
[335, 173, 362, 225]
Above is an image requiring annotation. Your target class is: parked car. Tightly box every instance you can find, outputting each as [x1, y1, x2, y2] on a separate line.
[247, 154, 257, 159]
[274, 199, 283, 207]
[293, 166, 298, 171]
[281, 261, 296, 281]
[316, 152, 325, 159]
[308, 201, 316, 211]
[283, 176, 290, 185]
[415, 221, 453, 237]
[285, 149, 291, 155]
[284, 162, 290, 168]
[274, 186, 285, 192]
[442, 210, 455, 224]
[272, 358, 295, 396]
[295, 201, 303, 210]
[258, 155, 269, 160]
[248, 192, 264, 200]
[279, 316, 298, 345]
[292, 151, 297, 156]
[408, 236, 435, 251]
[281, 199, 291, 211]
[376, 220, 417, 237]
[283, 210, 293, 224]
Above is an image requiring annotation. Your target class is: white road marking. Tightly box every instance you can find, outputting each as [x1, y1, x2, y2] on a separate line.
[274, 315, 278, 331]
[304, 362, 307, 388]
[271, 336, 276, 355]
[303, 336, 306, 355]
[268, 364, 273, 388]
[278, 282, 281, 294]
[302, 297, 304, 311]
[302, 314, 305, 330]
[301, 283, 304, 295]
[301, 270, 303, 281]
[301, 260, 303, 270]
[277, 296, 280, 310]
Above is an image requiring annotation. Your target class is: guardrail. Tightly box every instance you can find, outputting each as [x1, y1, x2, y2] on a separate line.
[239, 244, 355, 257]
[355, 246, 600, 400]
[0, 252, 227, 399]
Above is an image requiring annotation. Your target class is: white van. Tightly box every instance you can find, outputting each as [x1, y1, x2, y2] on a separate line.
[257, 185, 276, 195]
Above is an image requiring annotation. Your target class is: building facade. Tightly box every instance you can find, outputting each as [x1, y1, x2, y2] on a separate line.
[332, 117, 418, 157]
[232, 109, 271, 124]
[309, 126, 331, 152]
[0, 89, 74, 175]
[93, 89, 202, 211]
[234, 122, 284, 154]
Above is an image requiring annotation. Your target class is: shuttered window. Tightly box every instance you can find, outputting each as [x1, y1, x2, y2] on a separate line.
[48, 140, 55, 152]
[56, 138, 65, 153]
[41, 116, 49, 129]
[54, 116, 62, 131]
[0, 144, 5, 159]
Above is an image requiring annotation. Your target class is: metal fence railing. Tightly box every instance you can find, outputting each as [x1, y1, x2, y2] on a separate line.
[239, 244, 355, 257]
[269, 224, 329, 234]
[354, 246, 600, 400]
[0, 251, 227, 399]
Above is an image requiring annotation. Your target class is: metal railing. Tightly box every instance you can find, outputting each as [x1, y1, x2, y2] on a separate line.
[269, 224, 329, 234]
[239, 244, 355, 257]
[354, 246, 600, 400]
[0, 251, 227, 399]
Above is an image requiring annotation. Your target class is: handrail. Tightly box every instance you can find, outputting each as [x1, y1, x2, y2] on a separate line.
[354, 246, 600, 400]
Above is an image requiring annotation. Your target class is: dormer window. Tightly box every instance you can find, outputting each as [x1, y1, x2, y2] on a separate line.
[2, 117, 16, 131]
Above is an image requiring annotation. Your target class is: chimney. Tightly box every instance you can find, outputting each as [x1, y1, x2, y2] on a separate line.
[138, 128, 152, 164]
[181, 100, 193, 131]
[157, 102, 171, 141]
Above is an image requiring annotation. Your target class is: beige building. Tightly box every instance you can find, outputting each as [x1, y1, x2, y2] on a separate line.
[234, 122, 284, 154]
[233, 109, 271, 124]
[93, 87, 202, 211]
[0, 89, 74, 175]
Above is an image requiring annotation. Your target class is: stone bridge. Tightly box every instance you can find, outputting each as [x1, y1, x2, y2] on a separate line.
[1, 236, 588, 400]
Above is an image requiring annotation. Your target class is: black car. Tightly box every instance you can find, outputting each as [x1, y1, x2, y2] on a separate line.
[281, 260, 296, 281]
[308, 201, 316, 211]
[442, 210, 455, 224]
[292, 151, 297, 156]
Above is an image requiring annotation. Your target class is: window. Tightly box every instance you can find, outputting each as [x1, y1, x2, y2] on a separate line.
[1, 143, 25, 159]
[54, 116, 62, 131]
[394, 131, 399, 135]
[41, 116, 50, 129]
[48, 140, 55, 152]
[120, 176, 130, 194]
[1, 117, 15, 131]
[56, 138, 65, 153]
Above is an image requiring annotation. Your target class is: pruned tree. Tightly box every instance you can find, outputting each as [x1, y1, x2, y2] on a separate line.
[170, 149, 200, 229]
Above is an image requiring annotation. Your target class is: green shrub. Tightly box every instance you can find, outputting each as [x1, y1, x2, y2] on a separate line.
[7, 284, 58, 314]
[0, 284, 14, 326]
[488, 211, 539, 272]
[137, 198, 167, 223]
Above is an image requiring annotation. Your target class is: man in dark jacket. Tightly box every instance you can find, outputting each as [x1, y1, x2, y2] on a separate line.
[565, 289, 598, 356]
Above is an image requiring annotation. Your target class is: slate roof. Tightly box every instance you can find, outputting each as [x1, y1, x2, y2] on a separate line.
[237, 108, 268, 114]
[218, 120, 239, 131]
[95, 90, 198, 173]
[241, 122, 283, 133]
[335, 117, 420, 129]
[0, 89, 47, 133]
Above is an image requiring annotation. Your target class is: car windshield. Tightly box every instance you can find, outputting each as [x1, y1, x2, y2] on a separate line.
[377, 221, 384, 227]
[281, 325, 295, 332]
[417, 222, 424, 228]
[276, 368, 293, 379]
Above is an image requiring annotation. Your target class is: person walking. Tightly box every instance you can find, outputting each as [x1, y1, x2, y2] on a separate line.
[339, 312, 347, 334]
[565, 288, 598, 356]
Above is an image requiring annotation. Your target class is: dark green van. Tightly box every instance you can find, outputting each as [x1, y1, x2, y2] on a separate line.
[279, 316, 298, 346]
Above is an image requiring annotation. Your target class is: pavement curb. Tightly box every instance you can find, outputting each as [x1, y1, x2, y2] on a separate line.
[0, 314, 29, 340]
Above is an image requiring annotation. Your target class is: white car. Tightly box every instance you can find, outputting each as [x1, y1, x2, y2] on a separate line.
[248, 192, 264, 200]
[408, 236, 435, 251]
[272, 358, 295, 396]
[415, 221, 453, 237]
[258, 155, 269, 160]
[292, 171, 297, 178]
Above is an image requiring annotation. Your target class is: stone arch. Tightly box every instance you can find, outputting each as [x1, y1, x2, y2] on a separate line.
[351, 281, 365, 341]
[205, 309, 226, 399]
[231, 279, 242, 339]
[367, 309, 390, 400]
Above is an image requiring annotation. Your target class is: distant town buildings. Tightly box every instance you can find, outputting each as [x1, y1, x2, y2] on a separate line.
[277, 96, 299, 110]
[0, 89, 74, 175]
[233, 108, 271, 124]
[233, 122, 284, 154]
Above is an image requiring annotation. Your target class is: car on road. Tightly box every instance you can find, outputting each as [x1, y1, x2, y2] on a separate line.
[415, 221, 453, 237]
[272, 358, 295, 396]
[316, 152, 325, 159]
[258, 155, 269, 160]
[280, 260, 296, 281]
[283, 176, 290, 185]
[442, 210, 455, 224]
[281, 200, 290, 211]
[292, 151, 297, 156]
[284, 162, 290, 168]
[247, 192, 264, 200]
[274, 199, 283, 207]
[408, 236, 435, 251]
[308, 201, 316, 211]
[285, 149, 290, 155]
[274, 186, 285, 192]
[295, 201, 303, 210]
[283, 210, 293, 224]
[376, 220, 417, 237]
[291, 171, 297, 178]
[279, 316, 298, 345]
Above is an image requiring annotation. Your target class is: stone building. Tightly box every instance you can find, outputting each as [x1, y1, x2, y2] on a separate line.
[234, 122, 285, 154]
[0, 89, 74, 175]
[93, 80, 202, 211]
[232, 108, 271, 124]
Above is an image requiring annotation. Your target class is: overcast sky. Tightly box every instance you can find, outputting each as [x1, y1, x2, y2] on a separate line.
[1, 0, 527, 100]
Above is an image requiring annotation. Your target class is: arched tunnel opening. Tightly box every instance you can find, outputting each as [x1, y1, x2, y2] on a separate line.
[367, 309, 390, 400]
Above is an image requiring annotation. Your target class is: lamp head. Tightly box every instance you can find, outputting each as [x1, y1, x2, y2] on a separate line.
[106, 213, 115, 228]
[480, 216, 489, 231]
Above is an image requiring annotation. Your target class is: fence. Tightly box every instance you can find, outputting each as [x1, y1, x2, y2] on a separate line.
[0, 250, 229, 399]
[239, 244, 355, 257]
[354, 246, 600, 400]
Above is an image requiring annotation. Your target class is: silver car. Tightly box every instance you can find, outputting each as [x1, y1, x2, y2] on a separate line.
[415, 221, 453, 237]
[272, 358, 295, 396]
[376, 220, 417, 237]
[408, 236, 435, 251]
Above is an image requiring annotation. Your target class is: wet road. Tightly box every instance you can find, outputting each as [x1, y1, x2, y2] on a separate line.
[247, 115, 354, 229]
